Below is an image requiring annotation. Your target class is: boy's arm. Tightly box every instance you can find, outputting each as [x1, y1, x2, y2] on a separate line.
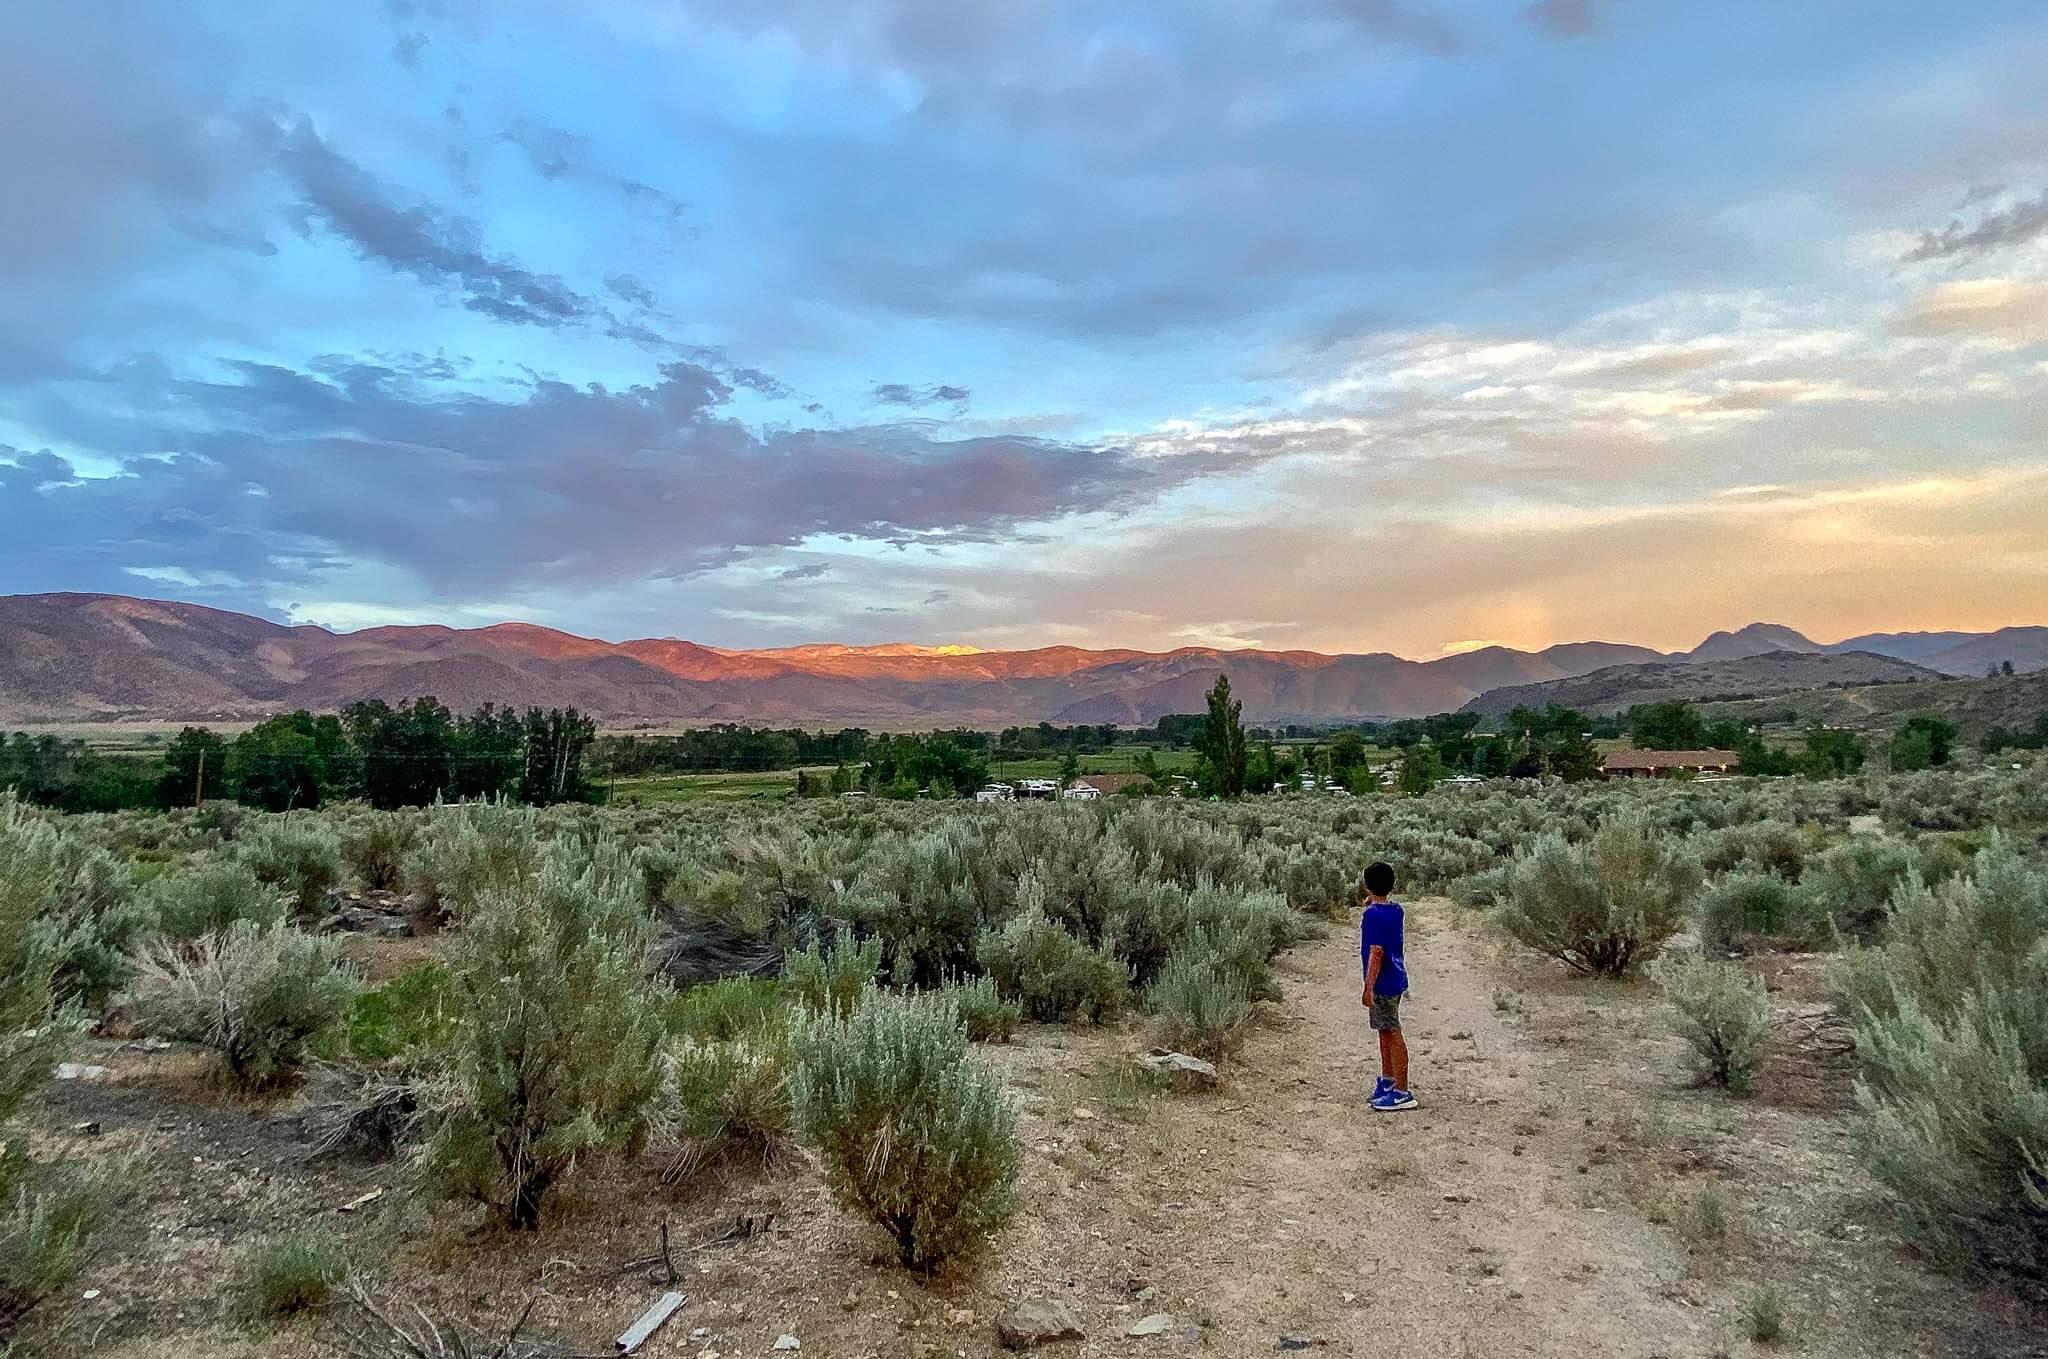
[1362, 943, 1383, 1005]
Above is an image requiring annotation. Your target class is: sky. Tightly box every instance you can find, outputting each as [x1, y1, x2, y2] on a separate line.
[2, 1, 2045, 660]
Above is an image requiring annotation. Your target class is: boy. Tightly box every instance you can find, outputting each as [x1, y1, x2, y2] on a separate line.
[1359, 861, 1415, 1112]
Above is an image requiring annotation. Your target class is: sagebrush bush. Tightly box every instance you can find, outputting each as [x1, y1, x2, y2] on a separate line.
[1494, 813, 1698, 977]
[238, 1225, 346, 1316]
[2, 798, 149, 1010]
[1840, 840, 2048, 1287]
[655, 1039, 793, 1182]
[1651, 955, 1772, 1094]
[422, 855, 667, 1229]
[339, 814, 417, 892]
[941, 972, 1020, 1043]
[138, 861, 288, 942]
[782, 934, 883, 1019]
[1146, 946, 1254, 1063]
[238, 821, 342, 914]
[790, 985, 1020, 1271]
[1, 800, 89, 1122]
[975, 880, 1129, 1023]
[1798, 836, 1954, 941]
[128, 921, 359, 1090]
[1696, 870, 1809, 954]
[0, 1164, 123, 1338]
[404, 802, 543, 923]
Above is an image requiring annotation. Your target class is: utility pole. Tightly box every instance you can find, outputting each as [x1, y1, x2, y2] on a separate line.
[193, 749, 206, 809]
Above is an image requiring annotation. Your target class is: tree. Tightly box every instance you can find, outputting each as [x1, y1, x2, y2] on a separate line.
[1802, 724, 1866, 777]
[1889, 715, 1956, 772]
[1057, 751, 1081, 787]
[1629, 701, 1707, 750]
[157, 726, 228, 808]
[1326, 732, 1367, 785]
[520, 707, 598, 804]
[229, 711, 345, 812]
[343, 698, 456, 808]
[1395, 744, 1446, 795]
[1196, 676, 1247, 798]
[2000, 660, 2016, 677]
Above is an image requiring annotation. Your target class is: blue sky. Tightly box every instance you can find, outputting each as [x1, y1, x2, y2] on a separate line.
[3, 1, 2045, 657]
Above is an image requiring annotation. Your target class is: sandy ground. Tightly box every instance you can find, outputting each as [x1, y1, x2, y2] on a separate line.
[18, 900, 2039, 1358]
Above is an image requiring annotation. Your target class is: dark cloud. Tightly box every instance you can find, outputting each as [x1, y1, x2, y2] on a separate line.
[1303, 0, 1465, 55]
[776, 563, 830, 582]
[245, 111, 598, 329]
[0, 355, 1148, 609]
[1904, 190, 2048, 262]
[871, 382, 971, 408]
[1519, 0, 1604, 38]
[500, 120, 585, 181]
[606, 273, 659, 308]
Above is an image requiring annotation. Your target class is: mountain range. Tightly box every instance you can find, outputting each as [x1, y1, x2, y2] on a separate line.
[0, 593, 2042, 728]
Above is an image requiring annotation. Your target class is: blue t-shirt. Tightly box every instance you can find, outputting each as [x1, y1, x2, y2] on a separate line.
[1360, 901, 1408, 996]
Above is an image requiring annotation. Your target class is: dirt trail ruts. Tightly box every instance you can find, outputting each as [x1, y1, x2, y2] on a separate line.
[1056, 898, 1698, 1357]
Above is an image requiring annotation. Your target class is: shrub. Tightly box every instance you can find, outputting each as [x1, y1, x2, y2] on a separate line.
[941, 973, 1020, 1043]
[0, 1165, 123, 1338]
[339, 815, 416, 892]
[1, 801, 89, 1122]
[128, 922, 359, 1090]
[667, 976, 788, 1043]
[1746, 1285, 1784, 1343]
[238, 1225, 346, 1316]
[1696, 871, 1808, 954]
[422, 857, 667, 1229]
[1798, 837, 1951, 942]
[1841, 841, 2048, 1287]
[5, 803, 149, 1010]
[790, 986, 1020, 1271]
[138, 861, 288, 942]
[1494, 814, 1697, 977]
[1146, 946, 1254, 1063]
[404, 803, 543, 923]
[239, 822, 342, 914]
[1650, 955, 1772, 1094]
[975, 880, 1129, 1023]
[655, 1039, 793, 1182]
[782, 934, 883, 1020]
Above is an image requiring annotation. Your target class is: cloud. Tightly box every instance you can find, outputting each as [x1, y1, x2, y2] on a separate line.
[0, 355, 1154, 612]
[605, 273, 659, 308]
[871, 382, 971, 408]
[776, 563, 830, 581]
[1302, 0, 1466, 55]
[1519, 0, 1604, 38]
[1896, 279, 2048, 337]
[1904, 190, 2048, 262]
[246, 111, 598, 330]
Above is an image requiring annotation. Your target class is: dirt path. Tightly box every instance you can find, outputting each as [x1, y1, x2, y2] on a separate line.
[991, 898, 1702, 1357]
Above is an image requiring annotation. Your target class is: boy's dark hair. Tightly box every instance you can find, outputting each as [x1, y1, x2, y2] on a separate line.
[1361, 861, 1396, 898]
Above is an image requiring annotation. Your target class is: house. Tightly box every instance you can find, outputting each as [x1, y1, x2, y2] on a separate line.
[1601, 749, 1741, 780]
[1015, 778, 1061, 799]
[1435, 774, 1486, 790]
[1061, 784, 1102, 801]
[975, 783, 1015, 803]
[1072, 772, 1147, 797]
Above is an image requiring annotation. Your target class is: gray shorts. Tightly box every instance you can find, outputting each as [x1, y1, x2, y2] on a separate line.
[1368, 991, 1404, 1032]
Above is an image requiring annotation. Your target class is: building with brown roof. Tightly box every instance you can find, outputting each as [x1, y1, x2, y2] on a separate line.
[1072, 772, 1149, 795]
[1601, 749, 1741, 779]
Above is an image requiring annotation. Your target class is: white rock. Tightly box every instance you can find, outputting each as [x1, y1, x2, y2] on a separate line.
[774, 1336, 801, 1351]
[1127, 1314, 1176, 1337]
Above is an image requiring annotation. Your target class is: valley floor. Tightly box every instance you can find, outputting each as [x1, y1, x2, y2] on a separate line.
[23, 902, 2036, 1358]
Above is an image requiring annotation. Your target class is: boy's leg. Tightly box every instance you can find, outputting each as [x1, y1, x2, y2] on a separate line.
[1377, 1029, 1394, 1077]
[1389, 1030, 1409, 1092]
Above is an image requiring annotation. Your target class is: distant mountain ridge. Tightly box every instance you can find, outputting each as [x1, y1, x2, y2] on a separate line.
[0, 593, 2039, 727]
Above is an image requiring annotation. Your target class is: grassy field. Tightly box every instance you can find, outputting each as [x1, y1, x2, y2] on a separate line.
[606, 749, 1208, 803]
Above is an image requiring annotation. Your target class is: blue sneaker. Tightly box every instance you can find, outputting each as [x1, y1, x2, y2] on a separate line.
[1371, 1088, 1418, 1114]
[1370, 1076, 1393, 1104]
